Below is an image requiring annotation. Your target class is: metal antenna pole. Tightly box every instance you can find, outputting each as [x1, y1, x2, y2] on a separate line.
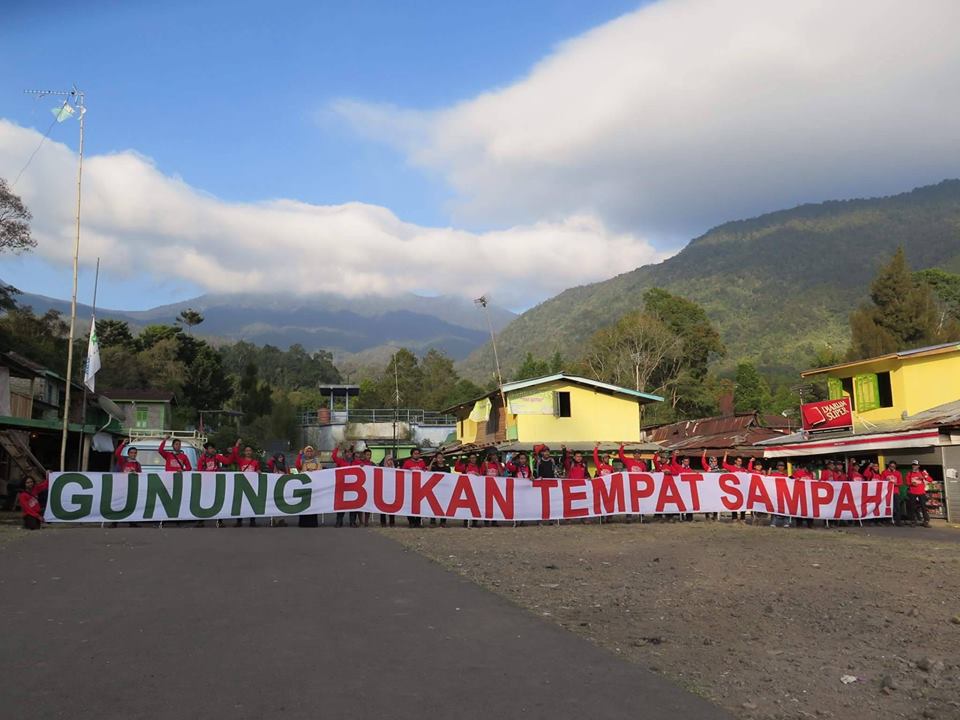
[475, 296, 506, 405]
[25, 86, 86, 471]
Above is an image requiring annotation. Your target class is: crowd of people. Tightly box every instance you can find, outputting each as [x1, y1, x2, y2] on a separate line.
[17, 438, 936, 530]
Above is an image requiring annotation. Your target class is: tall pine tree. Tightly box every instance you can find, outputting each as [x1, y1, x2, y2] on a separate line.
[847, 247, 957, 359]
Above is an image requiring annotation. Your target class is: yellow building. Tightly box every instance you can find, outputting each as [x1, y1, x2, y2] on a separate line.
[444, 373, 662, 448]
[800, 342, 960, 424]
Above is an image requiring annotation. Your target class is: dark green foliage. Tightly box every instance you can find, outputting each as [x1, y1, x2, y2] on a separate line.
[175, 308, 204, 329]
[847, 248, 960, 359]
[0, 306, 69, 373]
[219, 341, 340, 390]
[96, 319, 137, 351]
[733, 362, 771, 413]
[239, 362, 273, 422]
[355, 348, 485, 411]
[916, 268, 960, 325]
[514, 352, 552, 381]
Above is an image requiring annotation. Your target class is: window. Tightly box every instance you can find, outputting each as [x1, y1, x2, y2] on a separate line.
[556, 391, 571, 418]
[840, 377, 854, 400]
[135, 407, 149, 429]
[854, 372, 894, 412]
[877, 372, 893, 408]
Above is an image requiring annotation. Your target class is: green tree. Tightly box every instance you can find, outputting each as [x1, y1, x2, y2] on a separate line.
[847, 248, 958, 359]
[96, 319, 137, 351]
[916, 268, 960, 328]
[733, 362, 771, 413]
[239, 362, 273, 421]
[96, 346, 148, 389]
[514, 352, 551, 381]
[0, 178, 35, 254]
[137, 324, 182, 351]
[139, 337, 186, 394]
[581, 311, 682, 392]
[268, 390, 299, 448]
[175, 308, 205, 332]
[181, 344, 231, 412]
[0, 307, 69, 372]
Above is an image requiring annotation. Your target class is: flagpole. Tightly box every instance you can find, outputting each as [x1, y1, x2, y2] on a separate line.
[76, 257, 100, 469]
[59, 87, 85, 471]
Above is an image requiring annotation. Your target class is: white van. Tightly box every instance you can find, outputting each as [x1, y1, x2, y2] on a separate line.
[124, 430, 204, 472]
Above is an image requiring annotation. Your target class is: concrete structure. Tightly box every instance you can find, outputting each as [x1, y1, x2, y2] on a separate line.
[445, 373, 663, 447]
[800, 342, 960, 425]
[100, 389, 176, 433]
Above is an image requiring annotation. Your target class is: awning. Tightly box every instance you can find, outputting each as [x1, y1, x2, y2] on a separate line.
[760, 429, 943, 459]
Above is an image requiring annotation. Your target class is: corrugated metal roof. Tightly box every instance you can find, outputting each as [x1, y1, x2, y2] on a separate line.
[644, 412, 793, 455]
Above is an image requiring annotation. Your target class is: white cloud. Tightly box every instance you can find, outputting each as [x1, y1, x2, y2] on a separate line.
[334, 0, 960, 239]
[0, 120, 666, 310]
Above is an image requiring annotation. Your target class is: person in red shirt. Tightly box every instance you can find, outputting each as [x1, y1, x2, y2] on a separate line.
[880, 461, 904, 526]
[18, 476, 49, 530]
[377, 454, 398, 527]
[158, 437, 192, 471]
[403, 449, 428, 527]
[721, 452, 747, 522]
[507, 452, 533, 479]
[722, 452, 745, 473]
[846, 459, 864, 481]
[480, 451, 503, 477]
[562, 446, 591, 480]
[355, 449, 376, 527]
[455, 452, 482, 528]
[768, 461, 791, 528]
[331, 445, 360, 527]
[698, 451, 720, 520]
[593, 444, 614, 477]
[114, 440, 142, 473]
[197, 440, 239, 472]
[618, 444, 647, 472]
[905, 460, 930, 527]
[232, 444, 262, 528]
[819, 462, 835, 482]
[454, 453, 481, 475]
[790, 462, 815, 528]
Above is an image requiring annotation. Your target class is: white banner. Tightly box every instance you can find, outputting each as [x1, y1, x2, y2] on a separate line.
[44, 468, 894, 523]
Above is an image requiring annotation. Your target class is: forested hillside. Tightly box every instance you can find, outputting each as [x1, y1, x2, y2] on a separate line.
[462, 180, 960, 382]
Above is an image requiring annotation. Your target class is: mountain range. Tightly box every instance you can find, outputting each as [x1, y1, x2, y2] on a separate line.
[461, 179, 960, 381]
[7, 288, 515, 361]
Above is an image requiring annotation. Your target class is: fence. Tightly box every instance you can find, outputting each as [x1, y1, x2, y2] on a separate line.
[298, 408, 456, 427]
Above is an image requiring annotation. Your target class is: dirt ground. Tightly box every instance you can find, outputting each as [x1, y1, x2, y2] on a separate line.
[382, 519, 960, 720]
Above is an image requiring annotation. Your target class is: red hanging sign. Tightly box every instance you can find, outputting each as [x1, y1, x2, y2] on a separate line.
[801, 398, 853, 431]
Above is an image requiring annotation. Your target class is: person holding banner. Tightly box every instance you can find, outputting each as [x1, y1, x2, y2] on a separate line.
[403, 449, 428, 528]
[880, 461, 904, 525]
[332, 444, 359, 527]
[356, 449, 375, 527]
[456, 453, 483, 528]
[379, 455, 398, 527]
[18, 475, 48, 530]
[158, 436, 193, 471]
[198, 440, 239, 472]
[507, 451, 533, 479]
[699, 451, 720, 520]
[617, 444, 646, 472]
[234, 444, 261, 527]
[295, 445, 322, 527]
[593, 445, 614, 477]
[534, 445, 558, 479]
[428, 453, 451, 527]
[562, 446, 591, 480]
[114, 439, 142, 473]
[721, 452, 747, 523]
[768, 461, 791, 528]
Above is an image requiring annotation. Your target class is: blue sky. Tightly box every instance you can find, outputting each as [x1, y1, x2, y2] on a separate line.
[0, 0, 642, 309]
[1, 1, 957, 312]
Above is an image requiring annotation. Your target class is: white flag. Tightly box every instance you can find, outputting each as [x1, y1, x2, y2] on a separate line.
[84, 317, 101, 392]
